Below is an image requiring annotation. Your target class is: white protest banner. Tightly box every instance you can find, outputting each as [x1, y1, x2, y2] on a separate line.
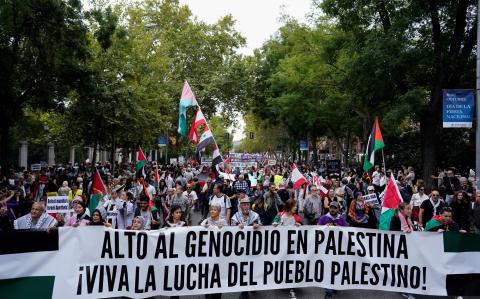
[46, 196, 70, 214]
[363, 193, 379, 205]
[1, 227, 480, 298]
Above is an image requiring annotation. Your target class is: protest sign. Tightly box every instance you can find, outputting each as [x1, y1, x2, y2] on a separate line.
[274, 175, 283, 186]
[326, 160, 341, 178]
[45, 196, 69, 214]
[442, 89, 474, 128]
[363, 193, 379, 205]
[1, 227, 479, 298]
[31, 163, 42, 171]
[267, 159, 277, 166]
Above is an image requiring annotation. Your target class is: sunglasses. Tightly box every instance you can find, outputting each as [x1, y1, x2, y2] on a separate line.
[432, 194, 439, 197]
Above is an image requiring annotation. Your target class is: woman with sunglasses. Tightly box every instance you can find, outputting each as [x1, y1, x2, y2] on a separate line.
[410, 186, 429, 223]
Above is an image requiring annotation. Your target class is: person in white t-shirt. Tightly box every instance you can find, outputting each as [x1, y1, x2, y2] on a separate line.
[410, 186, 429, 223]
[208, 183, 232, 223]
[372, 166, 381, 187]
[183, 184, 198, 225]
[144, 180, 156, 200]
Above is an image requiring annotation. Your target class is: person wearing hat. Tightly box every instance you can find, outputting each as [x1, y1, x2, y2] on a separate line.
[318, 201, 347, 227]
[231, 197, 262, 229]
[65, 200, 90, 227]
[318, 200, 347, 299]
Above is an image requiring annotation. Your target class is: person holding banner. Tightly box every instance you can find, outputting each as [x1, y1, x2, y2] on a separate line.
[13, 202, 57, 230]
[201, 203, 229, 228]
[65, 201, 90, 227]
[131, 216, 146, 230]
[272, 198, 302, 227]
[89, 209, 106, 226]
[318, 201, 346, 299]
[231, 197, 262, 229]
[164, 205, 186, 228]
[389, 202, 414, 233]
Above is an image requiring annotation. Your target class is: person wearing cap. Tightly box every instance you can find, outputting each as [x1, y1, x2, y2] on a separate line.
[65, 200, 90, 227]
[318, 200, 346, 299]
[318, 201, 347, 226]
[231, 197, 262, 229]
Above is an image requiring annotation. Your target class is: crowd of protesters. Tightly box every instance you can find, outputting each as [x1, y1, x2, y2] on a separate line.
[0, 159, 478, 299]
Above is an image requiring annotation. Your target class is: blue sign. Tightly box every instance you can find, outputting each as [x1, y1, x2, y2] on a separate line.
[443, 89, 474, 128]
[157, 136, 167, 146]
[299, 139, 308, 151]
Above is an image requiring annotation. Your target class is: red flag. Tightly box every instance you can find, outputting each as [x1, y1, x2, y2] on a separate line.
[382, 173, 403, 209]
[188, 107, 207, 145]
[291, 163, 308, 190]
[92, 169, 107, 195]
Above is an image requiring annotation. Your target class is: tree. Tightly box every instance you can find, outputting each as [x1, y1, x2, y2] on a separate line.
[319, 0, 477, 184]
[0, 0, 89, 172]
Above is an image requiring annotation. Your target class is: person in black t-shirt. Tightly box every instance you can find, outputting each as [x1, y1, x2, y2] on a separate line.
[419, 190, 445, 229]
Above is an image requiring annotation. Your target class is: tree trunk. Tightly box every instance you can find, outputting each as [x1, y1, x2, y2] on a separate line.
[421, 80, 443, 191]
[420, 116, 438, 192]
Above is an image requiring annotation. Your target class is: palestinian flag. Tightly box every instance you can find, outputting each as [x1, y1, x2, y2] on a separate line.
[136, 146, 147, 178]
[379, 173, 403, 230]
[88, 169, 107, 213]
[178, 81, 198, 136]
[363, 116, 384, 172]
[425, 215, 445, 231]
[291, 163, 308, 190]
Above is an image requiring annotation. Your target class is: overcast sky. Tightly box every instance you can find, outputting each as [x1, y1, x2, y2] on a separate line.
[180, 0, 312, 55]
[179, 0, 312, 140]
